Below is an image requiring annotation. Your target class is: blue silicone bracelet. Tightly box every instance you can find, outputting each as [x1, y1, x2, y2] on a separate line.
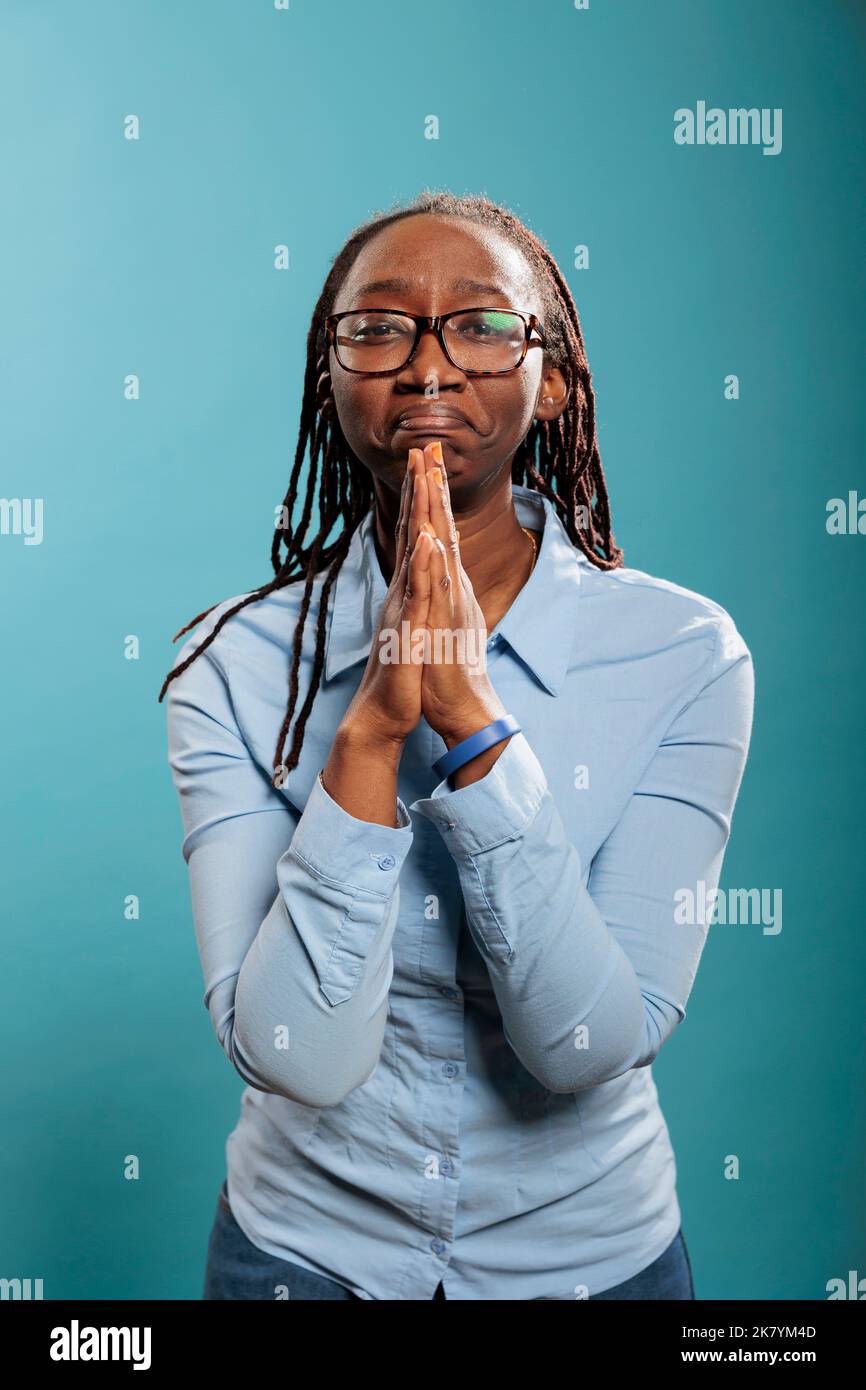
[433, 715, 522, 782]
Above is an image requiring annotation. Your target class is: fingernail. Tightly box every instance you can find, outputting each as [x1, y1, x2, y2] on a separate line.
[421, 521, 436, 536]
[431, 441, 444, 465]
[456, 530, 461, 541]
[430, 466, 443, 487]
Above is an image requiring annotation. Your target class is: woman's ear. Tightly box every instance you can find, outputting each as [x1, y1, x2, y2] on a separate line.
[534, 365, 569, 422]
[315, 354, 334, 418]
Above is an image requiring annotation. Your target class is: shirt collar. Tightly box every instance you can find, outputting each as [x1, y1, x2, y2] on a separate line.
[323, 484, 586, 696]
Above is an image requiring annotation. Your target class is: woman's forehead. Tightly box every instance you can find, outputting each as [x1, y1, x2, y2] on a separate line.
[335, 214, 539, 312]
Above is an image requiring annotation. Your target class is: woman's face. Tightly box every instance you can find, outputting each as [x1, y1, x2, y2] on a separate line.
[323, 214, 568, 508]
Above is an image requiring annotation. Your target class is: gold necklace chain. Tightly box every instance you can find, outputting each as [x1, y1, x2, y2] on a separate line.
[521, 526, 538, 570]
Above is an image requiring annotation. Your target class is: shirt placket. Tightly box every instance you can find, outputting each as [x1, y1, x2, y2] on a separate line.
[399, 730, 466, 1291]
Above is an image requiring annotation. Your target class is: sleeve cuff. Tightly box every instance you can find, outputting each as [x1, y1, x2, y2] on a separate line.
[409, 732, 547, 855]
[289, 769, 413, 895]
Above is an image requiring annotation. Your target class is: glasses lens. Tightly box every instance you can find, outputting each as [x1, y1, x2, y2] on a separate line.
[444, 310, 525, 372]
[334, 312, 416, 371]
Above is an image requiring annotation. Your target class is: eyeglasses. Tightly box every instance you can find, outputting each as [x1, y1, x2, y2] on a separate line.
[324, 307, 545, 376]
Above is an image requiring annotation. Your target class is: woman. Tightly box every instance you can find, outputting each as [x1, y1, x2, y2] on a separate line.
[162, 190, 753, 1301]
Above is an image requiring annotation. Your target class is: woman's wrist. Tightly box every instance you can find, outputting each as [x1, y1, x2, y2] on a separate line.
[435, 701, 513, 790]
[321, 716, 406, 828]
[335, 713, 406, 765]
[440, 697, 508, 749]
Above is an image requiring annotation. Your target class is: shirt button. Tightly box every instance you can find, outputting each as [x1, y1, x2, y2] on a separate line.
[430, 1238, 447, 1257]
[440, 1158, 454, 1176]
[377, 853, 396, 870]
[439, 986, 459, 1000]
[442, 1061, 458, 1079]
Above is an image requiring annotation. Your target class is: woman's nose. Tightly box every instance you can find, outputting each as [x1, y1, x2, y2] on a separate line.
[397, 325, 466, 389]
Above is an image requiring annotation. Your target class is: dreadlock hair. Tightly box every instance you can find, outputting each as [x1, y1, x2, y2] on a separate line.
[158, 190, 624, 786]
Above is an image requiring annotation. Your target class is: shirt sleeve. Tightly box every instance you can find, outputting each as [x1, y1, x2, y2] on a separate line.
[409, 613, 754, 1094]
[166, 625, 413, 1107]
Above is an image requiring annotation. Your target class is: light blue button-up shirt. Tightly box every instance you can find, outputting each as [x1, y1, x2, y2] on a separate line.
[166, 484, 754, 1300]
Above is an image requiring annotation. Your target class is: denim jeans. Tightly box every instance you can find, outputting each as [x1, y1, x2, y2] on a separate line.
[203, 1179, 695, 1300]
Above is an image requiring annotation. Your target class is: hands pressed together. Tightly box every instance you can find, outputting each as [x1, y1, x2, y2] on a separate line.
[352, 440, 507, 751]
[323, 441, 512, 823]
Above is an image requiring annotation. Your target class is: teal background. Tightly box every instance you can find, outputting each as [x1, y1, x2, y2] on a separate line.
[1, 0, 864, 1300]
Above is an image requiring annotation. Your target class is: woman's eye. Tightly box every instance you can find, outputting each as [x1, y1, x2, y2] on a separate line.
[457, 315, 514, 340]
[355, 326, 403, 345]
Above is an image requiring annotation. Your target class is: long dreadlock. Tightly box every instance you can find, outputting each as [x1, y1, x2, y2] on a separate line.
[158, 190, 624, 786]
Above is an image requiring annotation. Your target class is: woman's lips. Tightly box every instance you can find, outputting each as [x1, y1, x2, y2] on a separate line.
[394, 416, 469, 433]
